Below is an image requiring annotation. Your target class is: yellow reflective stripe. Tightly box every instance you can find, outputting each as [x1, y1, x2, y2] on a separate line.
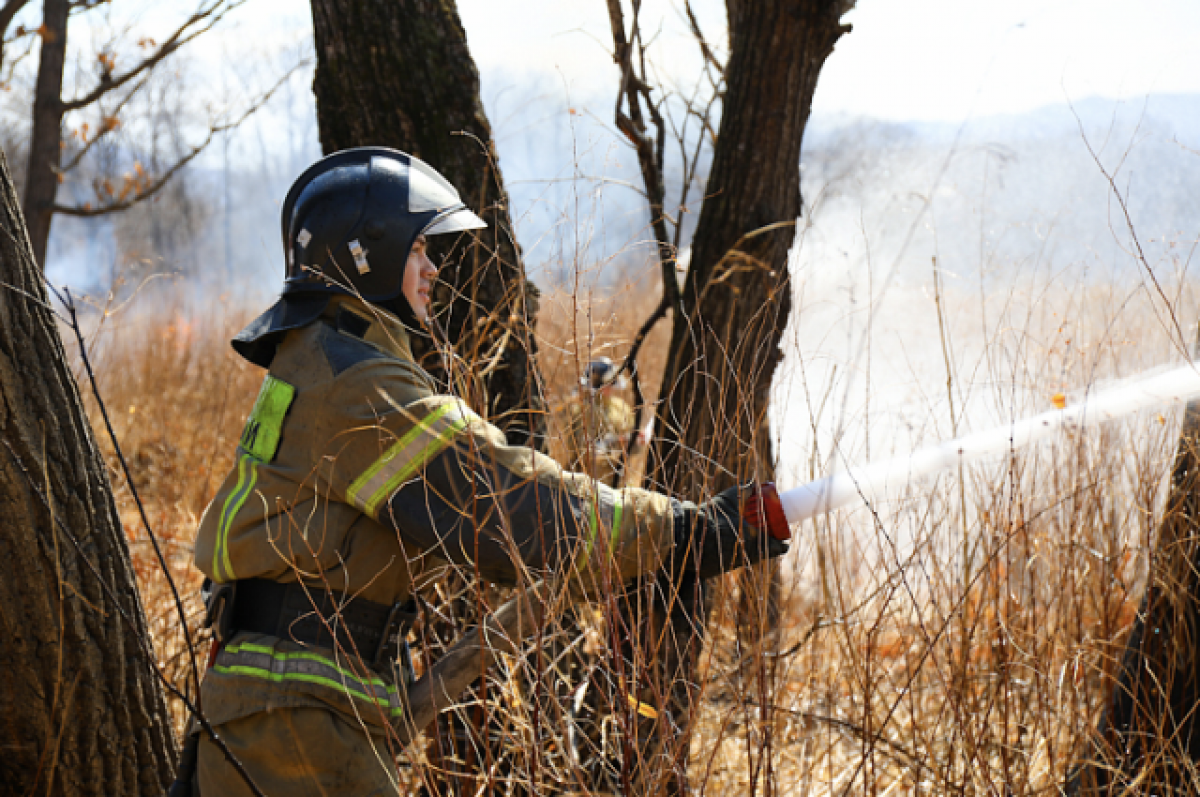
[346, 402, 473, 517]
[348, 403, 457, 501]
[585, 498, 600, 560]
[214, 664, 405, 713]
[225, 641, 396, 688]
[611, 492, 624, 553]
[216, 641, 403, 718]
[216, 454, 258, 582]
[584, 485, 623, 560]
[213, 456, 244, 581]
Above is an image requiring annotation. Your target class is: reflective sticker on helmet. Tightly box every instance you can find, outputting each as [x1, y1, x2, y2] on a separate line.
[297, 228, 312, 248]
[348, 239, 370, 274]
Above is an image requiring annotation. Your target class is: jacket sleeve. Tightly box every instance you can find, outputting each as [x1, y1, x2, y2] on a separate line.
[321, 380, 679, 589]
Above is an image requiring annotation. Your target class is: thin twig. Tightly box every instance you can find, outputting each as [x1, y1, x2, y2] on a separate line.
[54, 61, 304, 217]
[61, 0, 245, 113]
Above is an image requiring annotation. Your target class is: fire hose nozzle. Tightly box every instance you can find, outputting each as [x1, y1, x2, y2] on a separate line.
[742, 482, 792, 541]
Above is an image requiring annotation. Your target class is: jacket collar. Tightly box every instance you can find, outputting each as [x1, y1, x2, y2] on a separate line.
[322, 295, 417, 363]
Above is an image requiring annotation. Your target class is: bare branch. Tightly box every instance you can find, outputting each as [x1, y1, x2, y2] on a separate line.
[604, 0, 675, 307]
[683, 0, 724, 78]
[58, 73, 150, 173]
[53, 139, 206, 216]
[668, 80, 720, 252]
[0, 0, 30, 72]
[0, 0, 28, 41]
[1070, 101, 1191, 361]
[53, 60, 301, 217]
[61, 0, 243, 113]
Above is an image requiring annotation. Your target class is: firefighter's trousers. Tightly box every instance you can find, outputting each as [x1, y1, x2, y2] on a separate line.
[197, 706, 399, 796]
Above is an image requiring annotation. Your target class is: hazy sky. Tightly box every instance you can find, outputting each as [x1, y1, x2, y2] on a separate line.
[205, 0, 1200, 125]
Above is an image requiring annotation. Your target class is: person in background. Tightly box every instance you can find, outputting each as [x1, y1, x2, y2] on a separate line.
[563, 356, 651, 486]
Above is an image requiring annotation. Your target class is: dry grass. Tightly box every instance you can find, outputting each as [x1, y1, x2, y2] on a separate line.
[68, 266, 1196, 795]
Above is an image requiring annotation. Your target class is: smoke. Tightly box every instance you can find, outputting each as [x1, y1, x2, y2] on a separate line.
[774, 93, 1200, 496]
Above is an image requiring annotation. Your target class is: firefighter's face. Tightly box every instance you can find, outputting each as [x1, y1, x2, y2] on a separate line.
[402, 235, 436, 322]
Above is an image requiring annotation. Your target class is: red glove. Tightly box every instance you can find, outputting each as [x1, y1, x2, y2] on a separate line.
[673, 483, 789, 581]
[740, 482, 791, 542]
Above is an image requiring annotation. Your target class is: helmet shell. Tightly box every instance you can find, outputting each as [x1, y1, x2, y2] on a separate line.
[280, 147, 485, 302]
[231, 148, 486, 368]
[583, 357, 626, 391]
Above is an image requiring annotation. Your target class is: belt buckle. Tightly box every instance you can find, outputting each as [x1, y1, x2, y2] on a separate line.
[201, 579, 237, 645]
[374, 599, 419, 669]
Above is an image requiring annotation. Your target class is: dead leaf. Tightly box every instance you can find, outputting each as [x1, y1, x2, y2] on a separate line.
[627, 694, 658, 720]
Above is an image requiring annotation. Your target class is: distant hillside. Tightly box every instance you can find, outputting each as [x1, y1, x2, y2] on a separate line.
[798, 93, 1200, 290]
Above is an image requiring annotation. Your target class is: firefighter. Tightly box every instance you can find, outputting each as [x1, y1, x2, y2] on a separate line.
[563, 356, 648, 485]
[187, 147, 789, 795]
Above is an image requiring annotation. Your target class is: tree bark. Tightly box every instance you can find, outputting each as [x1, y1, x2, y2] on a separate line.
[641, 3, 851, 793]
[0, 148, 177, 792]
[22, 0, 67, 269]
[309, 0, 545, 448]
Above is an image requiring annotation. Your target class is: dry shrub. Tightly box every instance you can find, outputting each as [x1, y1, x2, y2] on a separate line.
[536, 268, 670, 476]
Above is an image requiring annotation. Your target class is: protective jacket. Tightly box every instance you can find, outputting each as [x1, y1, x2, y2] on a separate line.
[194, 295, 679, 734]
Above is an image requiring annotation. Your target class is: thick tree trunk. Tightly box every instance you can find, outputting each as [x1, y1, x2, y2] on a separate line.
[0, 149, 177, 792]
[641, 3, 851, 793]
[309, 0, 545, 448]
[22, 0, 67, 269]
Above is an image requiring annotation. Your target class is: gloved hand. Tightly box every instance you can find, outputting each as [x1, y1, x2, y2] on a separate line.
[672, 483, 790, 581]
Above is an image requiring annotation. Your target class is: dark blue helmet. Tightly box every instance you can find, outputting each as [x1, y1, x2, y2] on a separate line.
[233, 148, 485, 367]
[280, 147, 485, 301]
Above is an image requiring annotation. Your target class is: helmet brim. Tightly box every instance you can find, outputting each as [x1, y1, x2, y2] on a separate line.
[423, 206, 487, 236]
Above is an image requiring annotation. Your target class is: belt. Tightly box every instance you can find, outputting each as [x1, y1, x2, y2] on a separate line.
[203, 578, 419, 670]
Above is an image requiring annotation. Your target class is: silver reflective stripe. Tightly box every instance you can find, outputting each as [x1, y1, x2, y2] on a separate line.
[214, 640, 404, 718]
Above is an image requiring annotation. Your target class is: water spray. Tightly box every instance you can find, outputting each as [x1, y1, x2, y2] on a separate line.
[777, 362, 1200, 526]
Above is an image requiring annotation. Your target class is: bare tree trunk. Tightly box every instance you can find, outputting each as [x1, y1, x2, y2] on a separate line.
[654, 0, 851, 495]
[22, 0, 67, 269]
[309, 0, 545, 448]
[0, 148, 177, 793]
[642, 3, 852, 792]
